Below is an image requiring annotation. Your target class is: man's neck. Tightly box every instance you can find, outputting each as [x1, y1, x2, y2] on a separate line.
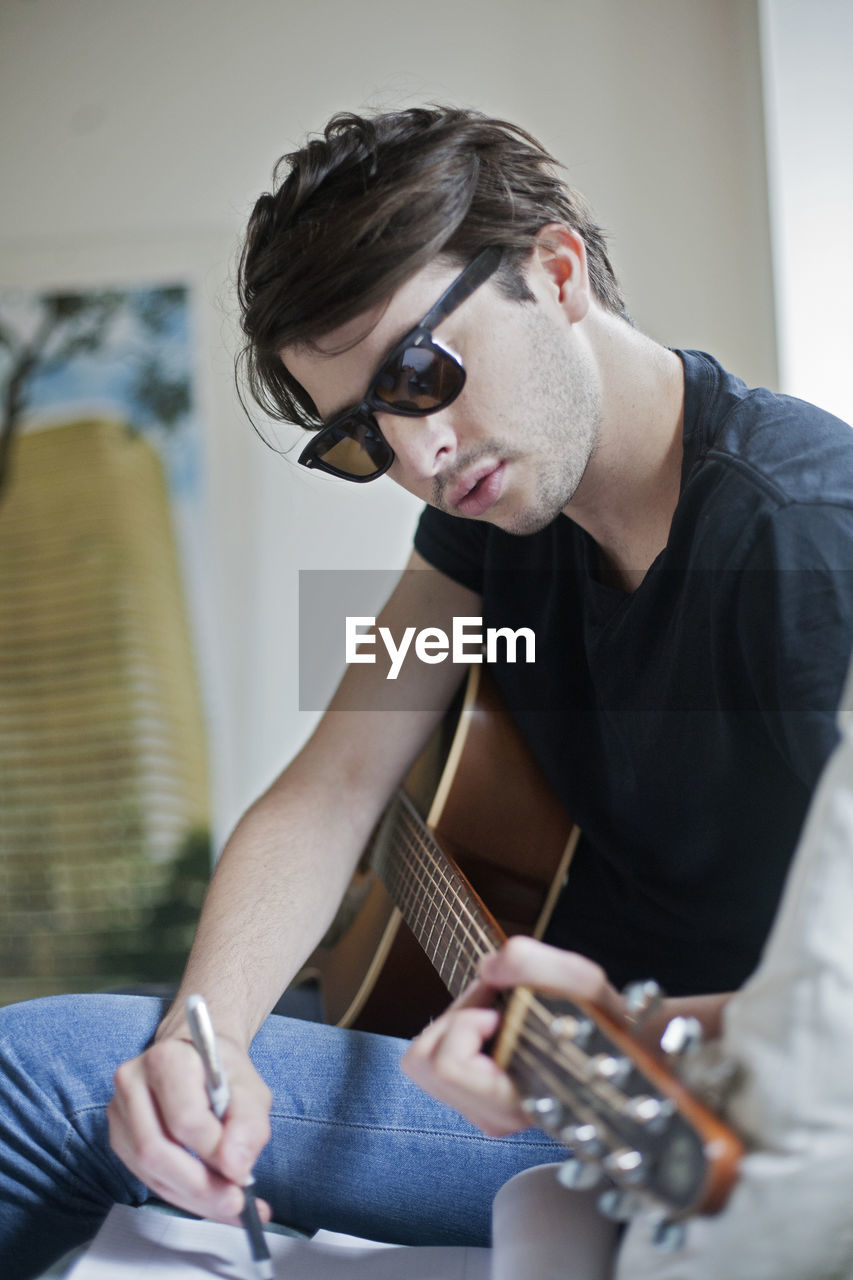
[564, 321, 685, 592]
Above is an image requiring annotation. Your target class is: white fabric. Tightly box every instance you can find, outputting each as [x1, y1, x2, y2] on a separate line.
[491, 1178, 617, 1280]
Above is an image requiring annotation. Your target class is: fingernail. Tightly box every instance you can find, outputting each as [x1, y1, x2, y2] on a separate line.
[225, 1143, 253, 1183]
[225, 1185, 245, 1216]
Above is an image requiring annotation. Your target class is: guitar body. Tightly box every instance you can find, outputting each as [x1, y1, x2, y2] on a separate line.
[295, 666, 579, 1038]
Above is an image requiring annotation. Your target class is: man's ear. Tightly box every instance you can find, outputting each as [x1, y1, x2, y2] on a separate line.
[529, 222, 591, 323]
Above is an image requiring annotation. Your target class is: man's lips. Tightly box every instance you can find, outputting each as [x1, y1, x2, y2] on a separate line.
[448, 461, 507, 517]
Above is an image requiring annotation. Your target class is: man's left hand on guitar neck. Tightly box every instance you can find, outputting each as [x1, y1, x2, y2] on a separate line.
[402, 935, 731, 1136]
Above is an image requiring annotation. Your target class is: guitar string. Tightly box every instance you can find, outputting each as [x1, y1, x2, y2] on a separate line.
[398, 795, 502, 962]
[394, 824, 493, 971]
[391, 839, 460, 983]
[382, 800, 499, 994]
[379, 819, 456, 969]
[507, 1026, 707, 1208]
[391, 798, 499, 961]
[500, 992, 668, 1124]
[497, 999, 704, 1191]
[391, 815, 459, 961]
[506, 1035, 641, 1168]
[388, 820, 492, 994]
[382, 794, 496, 966]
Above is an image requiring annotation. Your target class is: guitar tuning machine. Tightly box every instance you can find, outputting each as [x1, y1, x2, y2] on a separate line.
[556, 1155, 604, 1191]
[597, 1188, 644, 1222]
[584, 1052, 633, 1088]
[603, 1145, 646, 1187]
[659, 1015, 704, 1058]
[521, 1095, 563, 1130]
[622, 1094, 676, 1134]
[549, 1013, 595, 1049]
[559, 1120, 606, 1159]
[622, 979, 664, 1027]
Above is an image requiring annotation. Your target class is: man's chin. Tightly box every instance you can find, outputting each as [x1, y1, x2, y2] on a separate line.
[482, 500, 566, 537]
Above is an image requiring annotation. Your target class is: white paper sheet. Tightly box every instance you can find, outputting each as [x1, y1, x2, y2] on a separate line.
[65, 1204, 491, 1280]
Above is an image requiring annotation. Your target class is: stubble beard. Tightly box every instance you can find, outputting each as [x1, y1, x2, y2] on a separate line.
[458, 316, 602, 537]
[428, 306, 602, 534]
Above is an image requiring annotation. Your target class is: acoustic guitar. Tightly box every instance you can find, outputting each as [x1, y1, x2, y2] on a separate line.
[294, 665, 743, 1225]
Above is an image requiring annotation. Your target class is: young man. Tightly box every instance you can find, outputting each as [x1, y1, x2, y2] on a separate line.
[1, 106, 853, 1279]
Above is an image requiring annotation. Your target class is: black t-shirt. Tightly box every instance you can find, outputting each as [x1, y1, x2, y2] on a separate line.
[414, 350, 853, 996]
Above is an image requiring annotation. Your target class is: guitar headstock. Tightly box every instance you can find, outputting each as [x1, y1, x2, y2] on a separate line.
[492, 985, 743, 1229]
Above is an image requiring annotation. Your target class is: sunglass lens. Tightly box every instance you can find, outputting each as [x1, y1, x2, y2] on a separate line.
[311, 419, 391, 478]
[374, 344, 465, 414]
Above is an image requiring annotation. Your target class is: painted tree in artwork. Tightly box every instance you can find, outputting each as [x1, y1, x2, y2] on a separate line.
[0, 285, 191, 500]
[0, 283, 210, 1002]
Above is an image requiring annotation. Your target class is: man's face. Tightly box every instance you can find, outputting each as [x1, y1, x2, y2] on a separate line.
[281, 253, 602, 536]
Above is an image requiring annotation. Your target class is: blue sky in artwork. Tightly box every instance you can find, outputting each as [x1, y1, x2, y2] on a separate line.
[0, 283, 199, 495]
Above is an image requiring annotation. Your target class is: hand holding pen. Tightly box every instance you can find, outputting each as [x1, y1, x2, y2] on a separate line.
[186, 994, 274, 1279]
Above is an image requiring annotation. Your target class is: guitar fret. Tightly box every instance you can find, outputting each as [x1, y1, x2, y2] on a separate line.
[418, 906, 481, 988]
[391, 824, 479, 947]
[406, 818, 492, 945]
[374, 794, 499, 996]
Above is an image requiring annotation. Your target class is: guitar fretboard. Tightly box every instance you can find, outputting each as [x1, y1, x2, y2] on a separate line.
[372, 790, 505, 998]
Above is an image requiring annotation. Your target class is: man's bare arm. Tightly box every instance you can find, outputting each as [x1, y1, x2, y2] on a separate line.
[108, 551, 482, 1222]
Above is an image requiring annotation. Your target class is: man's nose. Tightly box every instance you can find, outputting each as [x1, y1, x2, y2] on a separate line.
[378, 410, 457, 482]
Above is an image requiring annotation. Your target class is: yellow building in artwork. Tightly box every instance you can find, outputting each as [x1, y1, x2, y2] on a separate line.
[0, 418, 210, 1003]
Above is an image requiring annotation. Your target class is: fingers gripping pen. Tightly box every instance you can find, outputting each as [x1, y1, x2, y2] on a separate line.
[185, 994, 274, 1279]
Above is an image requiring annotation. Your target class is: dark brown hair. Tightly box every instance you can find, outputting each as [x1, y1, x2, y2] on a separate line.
[237, 105, 628, 430]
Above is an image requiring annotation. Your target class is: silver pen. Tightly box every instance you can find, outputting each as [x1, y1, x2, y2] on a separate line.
[185, 994, 274, 1279]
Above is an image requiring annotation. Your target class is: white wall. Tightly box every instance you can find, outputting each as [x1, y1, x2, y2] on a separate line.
[760, 0, 853, 426]
[0, 0, 777, 844]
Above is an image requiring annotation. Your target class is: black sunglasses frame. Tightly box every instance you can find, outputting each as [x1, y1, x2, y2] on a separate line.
[297, 245, 503, 482]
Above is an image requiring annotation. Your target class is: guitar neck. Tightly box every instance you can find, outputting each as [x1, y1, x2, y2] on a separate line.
[372, 789, 506, 999]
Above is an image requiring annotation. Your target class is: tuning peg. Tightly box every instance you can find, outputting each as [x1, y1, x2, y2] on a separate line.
[603, 1146, 646, 1186]
[622, 1094, 675, 1134]
[521, 1095, 563, 1130]
[651, 1217, 688, 1251]
[559, 1121, 606, 1159]
[597, 1188, 644, 1221]
[585, 1052, 632, 1088]
[549, 1013, 595, 1049]
[659, 1015, 703, 1057]
[622, 979, 664, 1025]
[556, 1155, 604, 1191]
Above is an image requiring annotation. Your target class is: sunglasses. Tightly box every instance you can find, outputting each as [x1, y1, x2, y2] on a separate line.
[297, 245, 503, 482]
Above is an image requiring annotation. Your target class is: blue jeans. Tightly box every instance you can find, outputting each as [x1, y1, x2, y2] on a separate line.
[0, 994, 559, 1279]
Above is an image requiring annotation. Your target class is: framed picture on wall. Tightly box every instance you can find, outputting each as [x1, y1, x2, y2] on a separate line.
[0, 274, 214, 1004]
